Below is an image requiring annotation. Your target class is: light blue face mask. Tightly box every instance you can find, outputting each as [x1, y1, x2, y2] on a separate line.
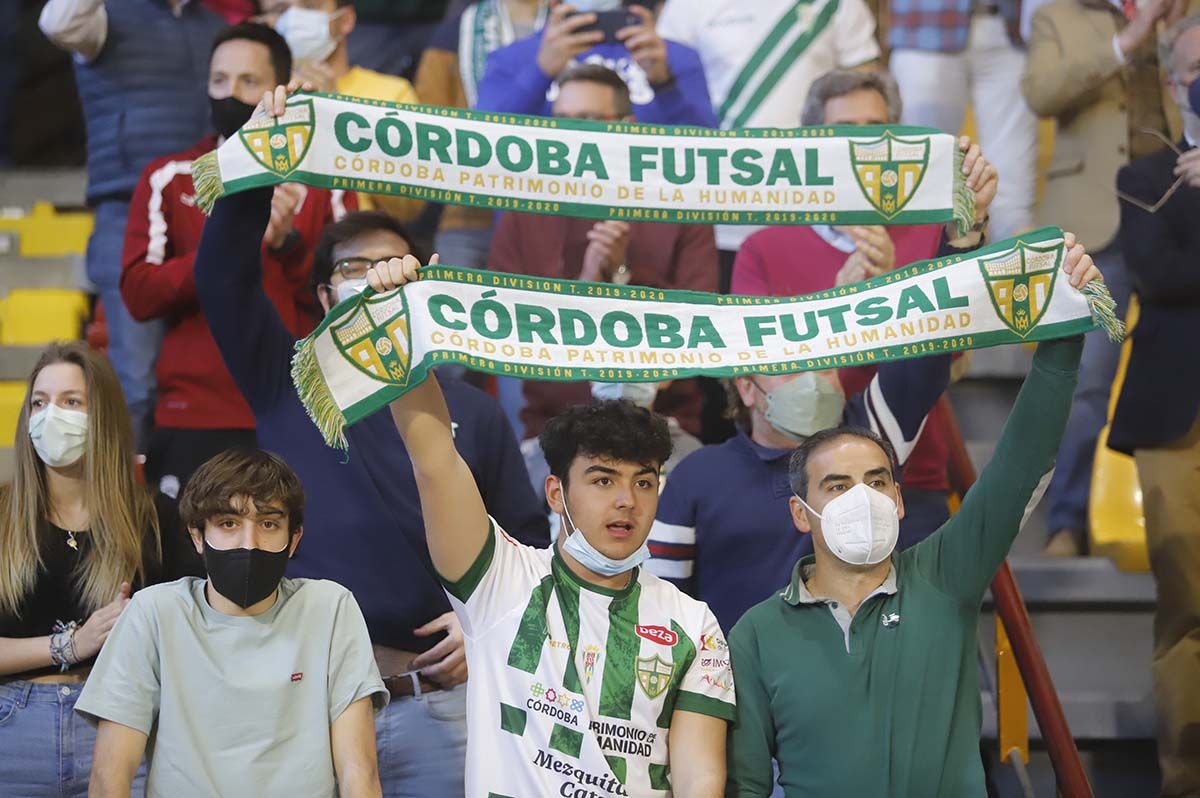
[559, 493, 650, 577]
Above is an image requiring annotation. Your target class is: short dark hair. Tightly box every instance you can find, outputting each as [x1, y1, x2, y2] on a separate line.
[800, 69, 902, 126]
[211, 22, 293, 86]
[539, 400, 673, 487]
[311, 211, 426, 293]
[555, 63, 634, 118]
[787, 426, 898, 499]
[179, 448, 305, 533]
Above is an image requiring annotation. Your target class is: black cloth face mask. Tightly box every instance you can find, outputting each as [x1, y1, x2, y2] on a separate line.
[210, 95, 257, 139]
[202, 540, 291, 609]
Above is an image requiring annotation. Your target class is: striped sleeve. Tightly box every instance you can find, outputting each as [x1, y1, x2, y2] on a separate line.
[646, 469, 699, 594]
[854, 354, 952, 466]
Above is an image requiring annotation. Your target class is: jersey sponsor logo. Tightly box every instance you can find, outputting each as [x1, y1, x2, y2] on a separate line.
[582, 644, 602, 684]
[529, 682, 586, 726]
[700, 654, 730, 671]
[532, 749, 629, 797]
[701, 672, 734, 694]
[635, 655, 676, 699]
[698, 633, 727, 652]
[589, 720, 658, 757]
[635, 625, 678, 647]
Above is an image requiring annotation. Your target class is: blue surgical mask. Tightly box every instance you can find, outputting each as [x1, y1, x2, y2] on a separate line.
[560, 494, 649, 577]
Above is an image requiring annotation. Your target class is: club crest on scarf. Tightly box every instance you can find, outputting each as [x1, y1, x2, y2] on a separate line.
[239, 99, 315, 178]
[850, 132, 930, 219]
[978, 241, 1062, 337]
[635, 655, 675, 700]
[332, 290, 413, 385]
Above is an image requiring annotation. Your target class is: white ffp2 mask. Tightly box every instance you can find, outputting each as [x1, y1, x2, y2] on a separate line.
[29, 404, 88, 468]
[798, 482, 899, 566]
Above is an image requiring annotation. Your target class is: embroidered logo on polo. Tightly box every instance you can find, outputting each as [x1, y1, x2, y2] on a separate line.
[239, 98, 314, 178]
[850, 132, 931, 219]
[979, 241, 1062, 337]
[881, 612, 900, 628]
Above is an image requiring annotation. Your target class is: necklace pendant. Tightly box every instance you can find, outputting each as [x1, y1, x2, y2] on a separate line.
[67, 531, 78, 550]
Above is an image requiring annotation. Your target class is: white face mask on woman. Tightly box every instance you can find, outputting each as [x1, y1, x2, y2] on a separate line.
[29, 404, 88, 468]
[797, 482, 899, 566]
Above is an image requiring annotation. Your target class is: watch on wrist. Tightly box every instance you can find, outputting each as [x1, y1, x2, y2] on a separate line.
[270, 229, 303, 254]
[611, 264, 632, 285]
[969, 214, 990, 234]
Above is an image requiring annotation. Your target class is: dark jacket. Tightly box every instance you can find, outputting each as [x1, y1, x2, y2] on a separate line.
[1109, 142, 1200, 453]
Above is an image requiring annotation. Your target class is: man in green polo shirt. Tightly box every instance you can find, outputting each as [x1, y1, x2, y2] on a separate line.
[725, 234, 1101, 797]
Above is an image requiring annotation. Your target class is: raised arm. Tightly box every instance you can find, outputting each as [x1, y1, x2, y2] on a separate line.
[38, 0, 107, 62]
[121, 162, 199, 321]
[376, 257, 490, 581]
[1022, 5, 1124, 118]
[861, 352, 952, 466]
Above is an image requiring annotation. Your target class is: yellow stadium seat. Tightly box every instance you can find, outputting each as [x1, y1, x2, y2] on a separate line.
[0, 289, 89, 345]
[1088, 298, 1149, 572]
[0, 382, 26, 447]
[0, 202, 94, 258]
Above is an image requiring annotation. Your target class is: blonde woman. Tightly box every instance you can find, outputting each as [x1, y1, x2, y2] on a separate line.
[0, 341, 201, 796]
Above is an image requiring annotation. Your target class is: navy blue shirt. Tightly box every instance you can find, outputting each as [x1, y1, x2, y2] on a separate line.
[648, 357, 950, 634]
[195, 189, 549, 652]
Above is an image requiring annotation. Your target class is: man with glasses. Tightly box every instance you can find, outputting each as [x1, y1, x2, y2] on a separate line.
[196, 188, 550, 793]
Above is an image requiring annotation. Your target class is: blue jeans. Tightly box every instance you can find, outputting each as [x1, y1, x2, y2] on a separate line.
[0, 679, 146, 797]
[375, 683, 467, 797]
[1045, 245, 1133, 536]
[88, 200, 164, 451]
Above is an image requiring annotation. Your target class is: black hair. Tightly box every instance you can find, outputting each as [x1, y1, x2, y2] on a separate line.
[180, 448, 305, 533]
[539, 400, 673, 487]
[555, 62, 634, 118]
[211, 22, 293, 86]
[787, 426, 898, 500]
[310, 211, 427, 294]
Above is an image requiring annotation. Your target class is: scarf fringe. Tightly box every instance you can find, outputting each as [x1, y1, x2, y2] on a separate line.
[192, 151, 226, 215]
[1081, 281, 1126, 343]
[290, 336, 348, 451]
[952, 145, 976, 238]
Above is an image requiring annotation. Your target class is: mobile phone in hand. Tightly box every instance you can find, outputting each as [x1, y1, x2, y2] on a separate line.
[570, 10, 640, 43]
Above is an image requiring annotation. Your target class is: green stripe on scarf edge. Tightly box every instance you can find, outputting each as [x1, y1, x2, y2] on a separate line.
[288, 225, 1124, 449]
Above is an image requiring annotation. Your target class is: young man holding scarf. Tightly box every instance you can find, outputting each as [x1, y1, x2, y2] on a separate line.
[121, 22, 351, 496]
[372, 257, 737, 796]
[724, 240, 1103, 797]
[77, 449, 388, 797]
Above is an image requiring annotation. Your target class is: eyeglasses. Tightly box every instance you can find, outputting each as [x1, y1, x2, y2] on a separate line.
[331, 256, 408, 281]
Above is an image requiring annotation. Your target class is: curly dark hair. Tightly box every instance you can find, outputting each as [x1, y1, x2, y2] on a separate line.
[539, 400, 673, 486]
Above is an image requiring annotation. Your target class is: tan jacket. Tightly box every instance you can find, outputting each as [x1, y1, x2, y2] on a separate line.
[1023, 0, 1183, 250]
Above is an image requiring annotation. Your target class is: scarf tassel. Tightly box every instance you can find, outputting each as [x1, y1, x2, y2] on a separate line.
[1081, 281, 1127, 343]
[192, 151, 226, 215]
[952, 145, 976, 239]
[290, 337, 349, 451]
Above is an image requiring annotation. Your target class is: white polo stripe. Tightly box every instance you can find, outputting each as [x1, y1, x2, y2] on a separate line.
[644, 558, 694, 580]
[145, 160, 193, 265]
[648, 520, 696, 545]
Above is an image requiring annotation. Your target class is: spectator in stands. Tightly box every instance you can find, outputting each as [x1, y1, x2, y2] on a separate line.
[348, 0, 452, 81]
[726, 244, 1102, 796]
[888, 0, 1035, 242]
[1109, 15, 1200, 793]
[203, 0, 256, 23]
[265, 0, 424, 223]
[487, 64, 718, 443]
[656, 0, 880, 288]
[646, 70, 997, 633]
[730, 68, 997, 540]
[1023, 0, 1187, 556]
[78, 449, 387, 798]
[476, 1, 717, 127]
[0, 341, 202, 795]
[121, 22, 352, 498]
[195, 84, 549, 791]
[416, 0, 551, 270]
[38, 0, 224, 451]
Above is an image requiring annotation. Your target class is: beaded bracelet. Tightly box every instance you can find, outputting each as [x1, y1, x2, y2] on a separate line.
[49, 620, 80, 672]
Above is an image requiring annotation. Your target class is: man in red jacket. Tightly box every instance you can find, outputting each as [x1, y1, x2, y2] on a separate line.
[121, 22, 352, 495]
[487, 63, 719, 442]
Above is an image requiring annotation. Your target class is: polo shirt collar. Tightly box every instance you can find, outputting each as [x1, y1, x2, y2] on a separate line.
[780, 555, 898, 607]
[735, 428, 794, 463]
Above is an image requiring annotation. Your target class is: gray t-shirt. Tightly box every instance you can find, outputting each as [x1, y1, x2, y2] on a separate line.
[77, 577, 388, 798]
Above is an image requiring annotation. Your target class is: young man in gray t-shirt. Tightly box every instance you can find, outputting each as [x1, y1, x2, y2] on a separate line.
[76, 449, 388, 797]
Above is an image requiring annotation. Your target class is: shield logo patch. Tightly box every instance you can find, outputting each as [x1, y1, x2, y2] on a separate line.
[978, 241, 1062, 337]
[635, 655, 675, 700]
[239, 98, 315, 178]
[849, 132, 930, 219]
[331, 290, 414, 385]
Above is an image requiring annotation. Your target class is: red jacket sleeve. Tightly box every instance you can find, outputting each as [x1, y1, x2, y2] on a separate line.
[730, 234, 770, 296]
[120, 162, 198, 320]
[665, 223, 718, 292]
[487, 213, 525, 275]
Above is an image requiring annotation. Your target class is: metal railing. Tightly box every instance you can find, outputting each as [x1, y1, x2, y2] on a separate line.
[940, 395, 1094, 798]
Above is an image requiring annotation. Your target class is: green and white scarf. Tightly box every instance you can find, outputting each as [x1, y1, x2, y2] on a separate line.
[292, 227, 1123, 450]
[192, 91, 974, 230]
[458, 0, 549, 107]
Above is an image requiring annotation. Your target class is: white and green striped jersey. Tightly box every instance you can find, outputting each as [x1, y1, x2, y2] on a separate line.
[443, 520, 736, 797]
[657, 0, 880, 251]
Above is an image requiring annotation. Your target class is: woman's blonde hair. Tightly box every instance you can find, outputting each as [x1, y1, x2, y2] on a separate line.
[0, 341, 159, 616]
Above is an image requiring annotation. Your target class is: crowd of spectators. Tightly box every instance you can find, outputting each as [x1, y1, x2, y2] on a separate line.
[0, 0, 1196, 795]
